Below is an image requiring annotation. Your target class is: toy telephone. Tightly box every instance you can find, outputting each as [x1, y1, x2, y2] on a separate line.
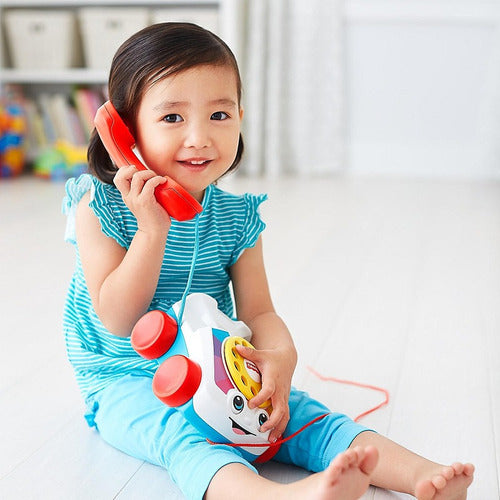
[131, 293, 280, 463]
[94, 101, 203, 221]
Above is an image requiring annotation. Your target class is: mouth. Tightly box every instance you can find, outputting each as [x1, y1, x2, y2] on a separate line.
[178, 159, 212, 170]
[229, 418, 255, 436]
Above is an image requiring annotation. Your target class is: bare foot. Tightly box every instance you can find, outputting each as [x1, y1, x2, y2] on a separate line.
[308, 446, 379, 500]
[206, 446, 379, 500]
[415, 462, 475, 500]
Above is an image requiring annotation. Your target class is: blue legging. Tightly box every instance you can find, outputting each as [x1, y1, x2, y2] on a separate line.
[86, 373, 369, 500]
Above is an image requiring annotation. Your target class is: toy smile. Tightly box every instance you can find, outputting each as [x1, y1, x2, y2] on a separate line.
[229, 418, 255, 436]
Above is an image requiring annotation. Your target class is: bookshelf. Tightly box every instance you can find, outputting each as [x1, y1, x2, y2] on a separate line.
[1, 69, 108, 85]
[0, 0, 219, 175]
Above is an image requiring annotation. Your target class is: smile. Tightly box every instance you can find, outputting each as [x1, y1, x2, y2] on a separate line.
[179, 159, 212, 167]
[229, 418, 255, 436]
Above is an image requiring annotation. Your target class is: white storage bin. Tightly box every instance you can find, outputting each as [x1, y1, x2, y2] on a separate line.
[3, 9, 80, 70]
[79, 8, 150, 70]
[151, 7, 219, 35]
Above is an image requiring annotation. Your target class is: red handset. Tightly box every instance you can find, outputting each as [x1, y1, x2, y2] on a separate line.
[94, 101, 203, 221]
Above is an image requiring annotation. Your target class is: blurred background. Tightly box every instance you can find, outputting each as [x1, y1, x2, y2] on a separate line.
[1, 3, 499, 498]
[1, 0, 500, 181]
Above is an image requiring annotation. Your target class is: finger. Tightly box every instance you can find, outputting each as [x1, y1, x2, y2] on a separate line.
[235, 344, 258, 361]
[263, 411, 282, 437]
[269, 417, 289, 443]
[113, 165, 137, 192]
[129, 169, 158, 196]
[260, 393, 287, 431]
[267, 406, 289, 442]
[248, 380, 274, 409]
[140, 175, 167, 199]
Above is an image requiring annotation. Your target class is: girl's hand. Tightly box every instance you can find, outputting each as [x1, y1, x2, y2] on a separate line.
[113, 165, 170, 232]
[235, 344, 294, 443]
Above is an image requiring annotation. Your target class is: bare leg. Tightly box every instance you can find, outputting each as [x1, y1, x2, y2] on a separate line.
[351, 431, 474, 499]
[205, 446, 379, 500]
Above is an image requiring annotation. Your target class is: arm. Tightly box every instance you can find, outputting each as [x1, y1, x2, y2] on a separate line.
[230, 237, 297, 443]
[76, 167, 170, 336]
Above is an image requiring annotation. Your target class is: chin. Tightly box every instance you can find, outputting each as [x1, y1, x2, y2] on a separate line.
[173, 172, 211, 194]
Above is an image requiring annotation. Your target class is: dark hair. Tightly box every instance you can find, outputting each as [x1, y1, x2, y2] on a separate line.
[88, 22, 244, 184]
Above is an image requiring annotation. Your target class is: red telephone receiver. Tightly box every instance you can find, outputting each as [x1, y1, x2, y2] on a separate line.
[94, 101, 203, 221]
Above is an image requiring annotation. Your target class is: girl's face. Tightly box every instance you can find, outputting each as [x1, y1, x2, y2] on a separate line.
[134, 64, 243, 202]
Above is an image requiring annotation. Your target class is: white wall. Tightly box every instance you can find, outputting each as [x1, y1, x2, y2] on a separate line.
[345, 1, 500, 179]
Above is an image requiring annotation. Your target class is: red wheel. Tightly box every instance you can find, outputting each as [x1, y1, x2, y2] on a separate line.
[131, 310, 178, 360]
[152, 355, 202, 407]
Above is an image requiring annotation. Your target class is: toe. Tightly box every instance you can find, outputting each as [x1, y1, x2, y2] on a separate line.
[463, 463, 475, 476]
[431, 474, 447, 490]
[441, 466, 455, 480]
[360, 446, 379, 476]
[344, 449, 357, 467]
[326, 455, 345, 483]
[332, 452, 349, 473]
[351, 446, 365, 465]
[415, 479, 436, 500]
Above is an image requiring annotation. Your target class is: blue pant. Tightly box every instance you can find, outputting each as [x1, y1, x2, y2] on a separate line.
[86, 373, 369, 500]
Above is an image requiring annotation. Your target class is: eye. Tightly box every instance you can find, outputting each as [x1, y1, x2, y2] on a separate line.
[211, 111, 229, 121]
[231, 395, 245, 414]
[163, 114, 183, 123]
[258, 412, 268, 427]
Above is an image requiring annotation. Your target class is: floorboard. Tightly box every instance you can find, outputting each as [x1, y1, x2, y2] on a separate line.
[1, 175, 498, 499]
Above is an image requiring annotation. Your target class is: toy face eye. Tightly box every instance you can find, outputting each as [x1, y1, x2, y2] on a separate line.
[231, 394, 245, 414]
[258, 412, 268, 427]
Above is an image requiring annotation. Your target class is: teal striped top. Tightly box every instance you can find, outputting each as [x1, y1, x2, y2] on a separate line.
[62, 174, 267, 400]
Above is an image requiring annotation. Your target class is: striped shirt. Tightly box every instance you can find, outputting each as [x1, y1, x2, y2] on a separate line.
[62, 174, 267, 400]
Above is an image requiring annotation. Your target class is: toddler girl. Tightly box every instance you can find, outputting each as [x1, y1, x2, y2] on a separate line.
[63, 22, 474, 500]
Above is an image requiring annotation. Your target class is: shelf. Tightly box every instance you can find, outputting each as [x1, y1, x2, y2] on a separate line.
[0, 1, 220, 83]
[1, 0, 217, 6]
[1, 68, 108, 84]
[0, 0, 220, 171]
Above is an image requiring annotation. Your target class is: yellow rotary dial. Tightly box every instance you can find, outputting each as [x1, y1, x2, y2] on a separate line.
[223, 337, 271, 409]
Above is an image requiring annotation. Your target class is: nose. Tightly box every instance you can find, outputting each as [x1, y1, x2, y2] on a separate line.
[183, 120, 211, 149]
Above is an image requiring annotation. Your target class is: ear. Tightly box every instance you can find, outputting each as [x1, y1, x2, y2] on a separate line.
[239, 107, 244, 121]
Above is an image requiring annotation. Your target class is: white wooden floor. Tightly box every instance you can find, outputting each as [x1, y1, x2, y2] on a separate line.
[0, 174, 499, 499]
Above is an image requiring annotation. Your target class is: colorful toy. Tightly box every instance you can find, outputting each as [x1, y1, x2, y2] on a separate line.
[131, 293, 280, 463]
[0, 101, 26, 177]
[33, 140, 87, 181]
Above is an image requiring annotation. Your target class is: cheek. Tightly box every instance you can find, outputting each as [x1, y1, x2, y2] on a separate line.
[223, 129, 241, 158]
[136, 132, 178, 166]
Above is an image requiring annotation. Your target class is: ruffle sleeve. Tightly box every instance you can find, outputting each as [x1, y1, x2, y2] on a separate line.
[62, 174, 130, 249]
[229, 193, 267, 265]
[62, 174, 93, 245]
[88, 180, 130, 249]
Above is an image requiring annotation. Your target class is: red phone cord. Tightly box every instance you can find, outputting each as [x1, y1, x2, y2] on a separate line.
[207, 367, 389, 448]
[306, 366, 390, 422]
